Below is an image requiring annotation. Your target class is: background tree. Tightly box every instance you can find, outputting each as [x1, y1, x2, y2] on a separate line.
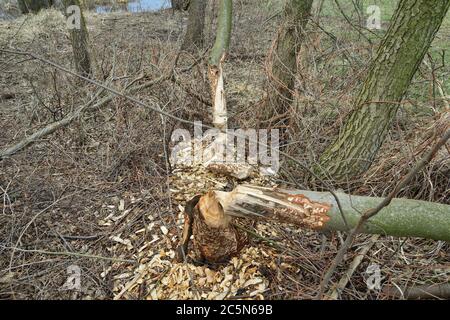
[171, 0, 190, 11]
[316, 0, 450, 181]
[62, 0, 92, 77]
[265, 0, 313, 125]
[181, 0, 206, 52]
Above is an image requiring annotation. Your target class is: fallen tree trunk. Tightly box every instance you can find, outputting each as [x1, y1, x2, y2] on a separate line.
[383, 282, 450, 299]
[215, 185, 450, 242]
[177, 184, 450, 263]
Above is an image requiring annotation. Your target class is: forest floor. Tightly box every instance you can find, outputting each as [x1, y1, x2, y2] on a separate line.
[0, 1, 449, 299]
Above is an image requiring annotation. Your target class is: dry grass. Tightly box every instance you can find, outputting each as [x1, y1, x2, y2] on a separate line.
[0, 1, 448, 299]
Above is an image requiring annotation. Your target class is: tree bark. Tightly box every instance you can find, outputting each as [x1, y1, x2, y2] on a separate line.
[179, 184, 450, 263]
[265, 0, 313, 124]
[63, 0, 93, 77]
[18, 0, 52, 13]
[316, 0, 450, 181]
[181, 0, 206, 53]
[171, 0, 190, 11]
[214, 185, 450, 242]
[208, 0, 232, 132]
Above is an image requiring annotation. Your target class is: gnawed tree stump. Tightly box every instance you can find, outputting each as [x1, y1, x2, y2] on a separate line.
[176, 191, 248, 263]
[171, 155, 272, 263]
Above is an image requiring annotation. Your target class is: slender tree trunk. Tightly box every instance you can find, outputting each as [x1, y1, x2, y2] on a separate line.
[63, 0, 93, 77]
[171, 0, 190, 11]
[181, 0, 206, 53]
[19, 0, 52, 13]
[265, 0, 313, 124]
[208, 0, 232, 132]
[316, 0, 450, 181]
[214, 185, 450, 242]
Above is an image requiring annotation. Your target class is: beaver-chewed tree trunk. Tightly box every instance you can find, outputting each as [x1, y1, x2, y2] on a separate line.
[178, 184, 450, 263]
[316, 0, 450, 181]
[63, 0, 93, 77]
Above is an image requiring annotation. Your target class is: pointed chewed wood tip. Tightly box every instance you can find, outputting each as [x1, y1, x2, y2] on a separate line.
[198, 190, 231, 229]
[280, 192, 332, 230]
[213, 185, 333, 230]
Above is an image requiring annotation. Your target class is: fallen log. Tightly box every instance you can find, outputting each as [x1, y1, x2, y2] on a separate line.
[178, 184, 450, 263]
[383, 282, 450, 299]
[216, 185, 450, 242]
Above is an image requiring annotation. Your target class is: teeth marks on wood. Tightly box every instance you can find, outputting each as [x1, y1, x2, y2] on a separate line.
[270, 192, 331, 229]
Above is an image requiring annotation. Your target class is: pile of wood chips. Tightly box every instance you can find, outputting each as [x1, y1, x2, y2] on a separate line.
[108, 137, 280, 299]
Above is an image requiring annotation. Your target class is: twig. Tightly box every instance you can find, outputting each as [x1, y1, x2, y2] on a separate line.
[8, 193, 76, 270]
[326, 234, 379, 299]
[1, 246, 134, 263]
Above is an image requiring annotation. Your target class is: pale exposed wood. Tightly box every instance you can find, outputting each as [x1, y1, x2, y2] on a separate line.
[208, 0, 232, 132]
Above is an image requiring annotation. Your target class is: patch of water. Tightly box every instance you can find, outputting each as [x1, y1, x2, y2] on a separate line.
[95, 0, 171, 14]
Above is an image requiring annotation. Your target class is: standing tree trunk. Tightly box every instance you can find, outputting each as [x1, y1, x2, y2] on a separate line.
[181, 0, 206, 53]
[208, 0, 232, 132]
[17, 0, 29, 14]
[63, 0, 92, 78]
[265, 0, 313, 125]
[316, 0, 450, 181]
[171, 0, 190, 11]
[214, 185, 450, 242]
[18, 0, 52, 13]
